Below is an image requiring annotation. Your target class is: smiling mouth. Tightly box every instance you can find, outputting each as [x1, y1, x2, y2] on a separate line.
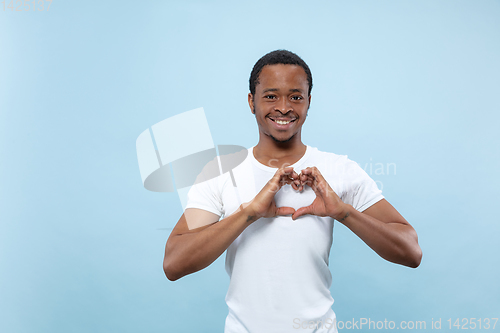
[267, 117, 297, 125]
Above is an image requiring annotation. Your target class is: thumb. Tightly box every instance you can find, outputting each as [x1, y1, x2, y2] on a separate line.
[292, 205, 313, 220]
[275, 206, 295, 216]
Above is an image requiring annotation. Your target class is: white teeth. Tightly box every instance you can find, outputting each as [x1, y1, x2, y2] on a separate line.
[276, 120, 291, 125]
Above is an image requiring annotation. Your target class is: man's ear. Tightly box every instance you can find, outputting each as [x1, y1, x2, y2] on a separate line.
[248, 93, 255, 114]
[308, 94, 312, 109]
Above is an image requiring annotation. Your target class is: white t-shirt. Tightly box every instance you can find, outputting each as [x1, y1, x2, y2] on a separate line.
[185, 146, 384, 333]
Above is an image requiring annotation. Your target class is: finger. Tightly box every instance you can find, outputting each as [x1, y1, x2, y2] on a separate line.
[299, 172, 309, 183]
[282, 166, 295, 175]
[298, 174, 312, 191]
[275, 206, 295, 216]
[291, 173, 302, 190]
[311, 167, 327, 186]
[301, 166, 324, 180]
[292, 205, 313, 220]
[306, 167, 329, 187]
[300, 167, 312, 176]
[278, 168, 301, 190]
[283, 168, 299, 182]
[302, 167, 331, 197]
[289, 171, 302, 190]
[289, 169, 299, 180]
[301, 175, 314, 189]
[281, 174, 298, 188]
[266, 167, 293, 192]
[295, 173, 306, 191]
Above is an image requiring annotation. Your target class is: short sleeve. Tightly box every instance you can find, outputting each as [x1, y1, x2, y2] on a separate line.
[184, 177, 224, 217]
[341, 159, 384, 212]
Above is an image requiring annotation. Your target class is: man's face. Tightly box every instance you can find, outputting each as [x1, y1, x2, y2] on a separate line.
[248, 64, 311, 143]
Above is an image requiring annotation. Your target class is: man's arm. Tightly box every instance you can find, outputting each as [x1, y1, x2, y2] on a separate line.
[293, 167, 422, 268]
[339, 199, 421, 268]
[163, 207, 257, 281]
[163, 166, 299, 281]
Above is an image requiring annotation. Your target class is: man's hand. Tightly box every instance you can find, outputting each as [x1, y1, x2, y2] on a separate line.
[164, 166, 299, 280]
[291, 167, 422, 267]
[244, 166, 299, 220]
[292, 166, 348, 221]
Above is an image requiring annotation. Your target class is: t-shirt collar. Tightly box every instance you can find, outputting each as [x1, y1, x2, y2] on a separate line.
[249, 145, 312, 172]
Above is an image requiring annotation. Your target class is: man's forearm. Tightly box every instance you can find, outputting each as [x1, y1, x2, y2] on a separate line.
[164, 206, 257, 281]
[338, 205, 422, 268]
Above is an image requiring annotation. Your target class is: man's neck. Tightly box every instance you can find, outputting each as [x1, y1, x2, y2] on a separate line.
[253, 138, 307, 168]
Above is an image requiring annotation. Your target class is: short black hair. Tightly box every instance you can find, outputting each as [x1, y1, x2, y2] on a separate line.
[249, 50, 313, 96]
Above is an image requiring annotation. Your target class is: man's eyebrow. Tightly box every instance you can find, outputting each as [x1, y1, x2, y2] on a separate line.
[262, 88, 305, 93]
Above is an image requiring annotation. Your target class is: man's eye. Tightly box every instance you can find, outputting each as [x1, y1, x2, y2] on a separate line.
[291, 96, 303, 100]
[264, 95, 276, 99]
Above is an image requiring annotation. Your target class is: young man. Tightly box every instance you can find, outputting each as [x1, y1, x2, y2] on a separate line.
[163, 50, 422, 332]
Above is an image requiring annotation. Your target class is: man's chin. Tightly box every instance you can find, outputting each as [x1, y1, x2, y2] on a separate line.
[270, 134, 294, 143]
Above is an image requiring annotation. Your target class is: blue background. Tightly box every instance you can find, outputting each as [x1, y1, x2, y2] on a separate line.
[1, 0, 499, 332]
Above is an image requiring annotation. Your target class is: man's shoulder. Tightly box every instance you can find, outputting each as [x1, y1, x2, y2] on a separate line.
[308, 146, 351, 165]
[307, 146, 365, 178]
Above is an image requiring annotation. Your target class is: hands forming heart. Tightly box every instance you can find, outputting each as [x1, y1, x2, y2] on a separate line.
[244, 166, 349, 222]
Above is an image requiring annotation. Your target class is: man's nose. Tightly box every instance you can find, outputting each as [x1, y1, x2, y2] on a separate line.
[276, 97, 292, 113]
